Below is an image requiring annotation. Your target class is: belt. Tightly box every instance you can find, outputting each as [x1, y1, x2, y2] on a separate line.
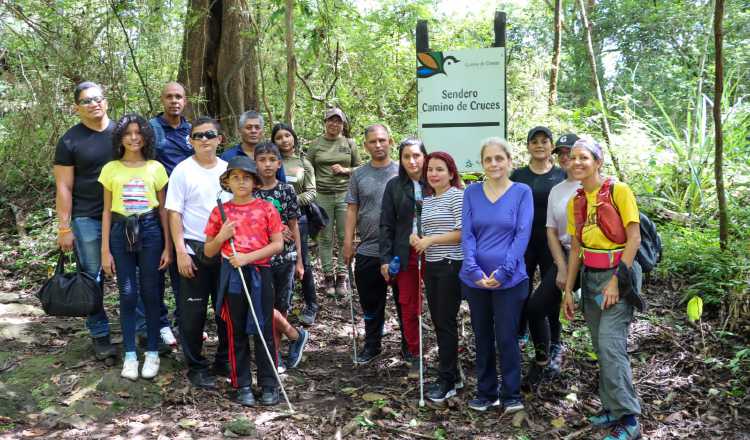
[111, 208, 158, 223]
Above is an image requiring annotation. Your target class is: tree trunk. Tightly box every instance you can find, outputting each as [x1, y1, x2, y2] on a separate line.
[577, 0, 624, 181]
[177, 0, 258, 136]
[713, 0, 727, 250]
[284, 0, 296, 126]
[548, 0, 562, 107]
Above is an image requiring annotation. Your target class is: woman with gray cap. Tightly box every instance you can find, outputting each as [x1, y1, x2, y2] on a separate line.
[307, 108, 361, 297]
[510, 126, 566, 347]
[562, 137, 643, 440]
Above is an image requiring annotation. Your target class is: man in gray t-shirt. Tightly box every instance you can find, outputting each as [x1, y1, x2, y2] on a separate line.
[343, 124, 404, 365]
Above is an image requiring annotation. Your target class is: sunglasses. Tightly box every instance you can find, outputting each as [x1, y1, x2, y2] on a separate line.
[191, 130, 219, 140]
[78, 96, 105, 105]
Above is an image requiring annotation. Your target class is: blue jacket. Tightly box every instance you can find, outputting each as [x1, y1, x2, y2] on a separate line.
[150, 114, 192, 175]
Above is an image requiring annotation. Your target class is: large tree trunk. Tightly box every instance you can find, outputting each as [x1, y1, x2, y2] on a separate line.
[577, 0, 623, 181]
[177, 0, 258, 136]
[548, 0, 562, 107]
[713, 0, 727, 250]
[284, 0, 296, 126]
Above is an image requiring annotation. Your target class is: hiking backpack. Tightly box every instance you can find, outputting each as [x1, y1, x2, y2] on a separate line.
[573, 178, 662, 273]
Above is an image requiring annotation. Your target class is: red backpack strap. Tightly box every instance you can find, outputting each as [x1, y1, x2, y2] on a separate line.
[573, 187, 587, 244]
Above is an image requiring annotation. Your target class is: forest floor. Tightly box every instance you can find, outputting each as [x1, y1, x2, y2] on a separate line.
[0, 208, 748, 439]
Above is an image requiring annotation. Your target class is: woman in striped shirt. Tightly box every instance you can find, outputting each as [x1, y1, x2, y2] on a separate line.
[410, 151, 464, 403]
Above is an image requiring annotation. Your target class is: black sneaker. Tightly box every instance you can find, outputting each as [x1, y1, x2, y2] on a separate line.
[188, 370, 217, 390]
[427, 382, 457, 403]
[468, 397, 500, 411]
[233, 386, 256, 407]
[354, 347, 381, 365]
[259, 386, 280, 406]
[523, 362, 547, 389]
[92, 335, 117, 360]
[299, 304, 318, 326]
[502, 399, 525, 415]
[287, 327, 309, 369]
[548, 343, 564, 377]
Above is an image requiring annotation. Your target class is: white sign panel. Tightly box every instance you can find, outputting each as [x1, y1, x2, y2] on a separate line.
[417, 47, 506, 172]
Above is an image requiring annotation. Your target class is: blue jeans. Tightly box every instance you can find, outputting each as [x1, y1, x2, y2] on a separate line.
[110, 215, 164, 353]
[135, 261, 177, 334]
[464, 279, 529, 404]
[71, 217, 110, 338]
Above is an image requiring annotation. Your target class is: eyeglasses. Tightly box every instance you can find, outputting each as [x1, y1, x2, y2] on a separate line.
[191, 130, 219, 140]
[78, 96, 105, 105]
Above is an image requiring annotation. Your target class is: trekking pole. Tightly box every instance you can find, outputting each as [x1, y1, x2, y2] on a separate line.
[216, 192, 294, 413]
[347, 263, 358, 364]
[417, 256, 425, 407]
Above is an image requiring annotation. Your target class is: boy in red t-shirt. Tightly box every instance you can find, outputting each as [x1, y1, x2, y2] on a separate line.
[204, 156, 284, 407]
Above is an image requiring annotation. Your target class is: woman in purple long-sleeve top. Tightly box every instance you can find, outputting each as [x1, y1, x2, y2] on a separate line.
[461, 137, 533, 413]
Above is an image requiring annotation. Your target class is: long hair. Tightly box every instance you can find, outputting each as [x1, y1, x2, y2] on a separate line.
[422, 151, 463, 196]
[271, 122, 300, 155]
[397, 136, 428, 180]
[112, 113, 155, 160]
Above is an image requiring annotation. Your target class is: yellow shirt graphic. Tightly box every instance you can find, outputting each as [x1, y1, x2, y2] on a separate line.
[99, 160, 168, 216]
[566, 181, 640, 250]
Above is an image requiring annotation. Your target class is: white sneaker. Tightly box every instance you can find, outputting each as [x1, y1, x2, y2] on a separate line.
[160, 327, 177, 346]
[121, 358, 139, 381]
[141, 354, 160, 379]
[202, 331, 208, 341]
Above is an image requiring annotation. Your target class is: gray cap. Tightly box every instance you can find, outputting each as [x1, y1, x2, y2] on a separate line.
[324, 107, 347, 123]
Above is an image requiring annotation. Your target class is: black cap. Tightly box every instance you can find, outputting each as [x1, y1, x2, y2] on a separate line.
[527, 126, 553, 144]
[553, 133, 579, 153]
[220, 156, 258, 192]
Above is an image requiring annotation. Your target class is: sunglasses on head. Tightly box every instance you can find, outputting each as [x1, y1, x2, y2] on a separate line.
[191, 130, 219, 140]
[79, 96, 105, 105]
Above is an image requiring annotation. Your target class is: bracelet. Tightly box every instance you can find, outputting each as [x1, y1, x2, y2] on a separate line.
[58, 227, 72, 235]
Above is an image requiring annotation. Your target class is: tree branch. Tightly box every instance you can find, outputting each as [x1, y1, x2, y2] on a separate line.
[109, 0, 154, 114]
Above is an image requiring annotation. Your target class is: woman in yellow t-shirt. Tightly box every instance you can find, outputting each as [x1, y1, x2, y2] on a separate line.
[561, 137, 642, 440]
[99, 114, 172, 382]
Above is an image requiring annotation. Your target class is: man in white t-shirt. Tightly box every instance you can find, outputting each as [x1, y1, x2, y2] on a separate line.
[166, 116, 230, 390]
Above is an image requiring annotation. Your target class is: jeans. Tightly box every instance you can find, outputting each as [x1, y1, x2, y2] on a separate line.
[71, 217, 110, 338]
[464, 279, 528, 404]
[297, 217, 317, 309]
[424, 258, 462, 386]
[317, 191, 348, 275]
[135, 260, 178, 334]
[109, 215, 164, 353]
[581, 264, 642, 418]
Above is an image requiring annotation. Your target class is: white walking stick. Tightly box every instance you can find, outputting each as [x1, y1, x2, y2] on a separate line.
[348, 263, 358, 364]
[417, 257, 425, 407]
[216, 192, 294, 413]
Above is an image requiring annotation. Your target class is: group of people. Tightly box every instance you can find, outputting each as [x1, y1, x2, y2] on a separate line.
[54, 80, 644, 440]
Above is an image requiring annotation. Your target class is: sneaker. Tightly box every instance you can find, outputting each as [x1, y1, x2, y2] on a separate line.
[93, 335, 117, 360]
[603, 420, 641, 440]
[523, 362, 547, 389]
[589, 410, 618, 428]
[468, 397, 500, 411]
[141, 353, 160, 379]
[335, 273, 349, 296]
[188, 370, 217, 390]
[354, 346, 381, 365]
[517, 333, 529, 351]
[324, 275, 336, 296]
[548, 343, 564, 376]
[121, 358, 139, 381]
[202, 331, 208, 341]
[160, 327, 177, 346]
[259, 386, 280, 406]
[234, 386, 256, 407]
[502, 400, 525, 415]
[137, 334, 172, 355]
[427, 382, 457, 403]
[299, 304, 318, 326]
[277, 358, 287, 374]
[287, 327, 309, 369]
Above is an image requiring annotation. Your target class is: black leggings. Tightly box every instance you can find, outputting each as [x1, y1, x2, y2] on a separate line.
[519, 230, 554, 337]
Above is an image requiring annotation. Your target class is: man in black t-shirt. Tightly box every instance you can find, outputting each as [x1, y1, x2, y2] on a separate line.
[53, 81, 117, 360]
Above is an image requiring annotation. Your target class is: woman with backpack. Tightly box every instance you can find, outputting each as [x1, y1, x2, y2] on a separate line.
[562, 137, 643, 440]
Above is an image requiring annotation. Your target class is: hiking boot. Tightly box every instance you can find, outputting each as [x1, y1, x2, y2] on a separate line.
[93, 335, 117, 360]
[299, 304, 318, 326]
[233, 386, 256, 407]
[287, 327, 309, 369]
[259, 386, 280, 406]
[188, 370, 217, 390]
[427, 381, 457, 403]
[589, 410, 619, 428]
[335, 273, 349, 296]
[523, 362, 547, 389]
[324, 275, 336, 296]
[502, 400, 525, 415]
[404, 353, 421, 379]
[548, 343, 564, 377]
[354, 346, 381, 365]
[468, 397, 500, 412]
[603, 420, 641, 440]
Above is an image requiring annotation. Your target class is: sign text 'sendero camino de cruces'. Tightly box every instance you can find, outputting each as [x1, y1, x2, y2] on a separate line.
[417, 47, 506, 172]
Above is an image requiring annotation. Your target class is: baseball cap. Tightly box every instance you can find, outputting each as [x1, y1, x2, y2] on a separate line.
[553, 133, 579, 153]
[527, 126, 553, 144]
[324, 107, 347, 123]
[220, 156, 259, 192]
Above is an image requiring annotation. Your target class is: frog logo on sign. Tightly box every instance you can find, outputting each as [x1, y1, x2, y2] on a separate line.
[417, 52, 460, 78]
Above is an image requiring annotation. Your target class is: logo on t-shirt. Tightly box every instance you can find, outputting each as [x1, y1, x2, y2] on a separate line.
[122, 178, 150, 213]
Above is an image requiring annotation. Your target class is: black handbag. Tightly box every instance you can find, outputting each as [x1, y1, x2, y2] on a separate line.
[303, 202, 330, 237]
[36, 251, 103, 317]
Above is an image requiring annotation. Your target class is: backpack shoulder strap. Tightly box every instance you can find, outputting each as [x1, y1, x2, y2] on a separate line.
[573, 187, 587, 243]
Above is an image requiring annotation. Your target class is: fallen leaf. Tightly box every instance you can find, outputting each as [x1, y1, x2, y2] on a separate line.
[511, 411, 526, 428]
[664, 411, 684, 424]
[341, 387, 358, 395]
[178, 418, 199, 429]
[551, 416, 566, 429]
[565, 393, 578, 403]
[362, 392, 388, 402]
